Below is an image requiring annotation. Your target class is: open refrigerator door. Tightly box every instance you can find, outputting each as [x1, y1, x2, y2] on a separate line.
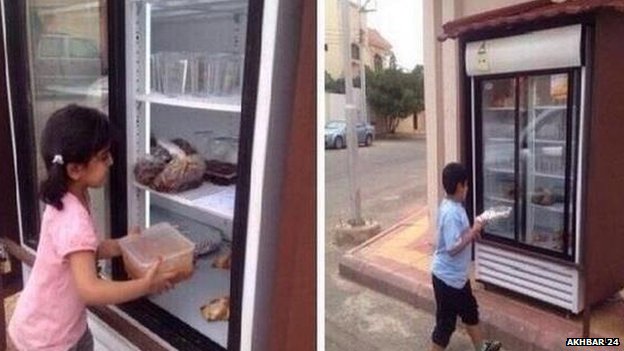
[123, 0, 250, 348]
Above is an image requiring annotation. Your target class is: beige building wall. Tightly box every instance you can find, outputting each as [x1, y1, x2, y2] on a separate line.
[460, 0, 529, 16]
[394, 112, 426, 134]
[366, 44, 390, 70]
[423, 0, 529, 228]
[325, 0, 368, 79]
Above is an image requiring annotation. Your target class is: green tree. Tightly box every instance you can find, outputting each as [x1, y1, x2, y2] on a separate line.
[366, 65, 424, 133]
[325, 71, 362, 93]
[325, 71, 344, 94]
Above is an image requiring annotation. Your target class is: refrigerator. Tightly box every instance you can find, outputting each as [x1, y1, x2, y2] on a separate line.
[462, 13, 624, 315]
[2, 0, 306, 350]
[466, 25, 586, 313]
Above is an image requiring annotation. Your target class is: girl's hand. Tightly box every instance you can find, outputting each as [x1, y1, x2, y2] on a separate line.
[142, 258, 177, 295]
[128, 226, 141, 237]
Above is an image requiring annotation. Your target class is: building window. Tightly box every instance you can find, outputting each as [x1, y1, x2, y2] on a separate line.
[374, 54, 382, 71]
[351, 43, 360, 60]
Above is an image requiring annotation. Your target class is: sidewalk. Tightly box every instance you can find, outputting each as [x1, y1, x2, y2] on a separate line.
[339, 207, 624, 351]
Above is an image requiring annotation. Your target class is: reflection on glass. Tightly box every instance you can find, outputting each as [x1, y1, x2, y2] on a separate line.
[521, 74, 569, 253]
[26, 0, 109, 244]
[481, 78, 516, 240]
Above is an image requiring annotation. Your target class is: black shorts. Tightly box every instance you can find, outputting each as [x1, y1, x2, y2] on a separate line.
[431, 274, 479, 348]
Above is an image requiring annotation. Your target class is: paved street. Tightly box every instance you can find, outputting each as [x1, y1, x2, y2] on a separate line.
[325, 137, 479, 351]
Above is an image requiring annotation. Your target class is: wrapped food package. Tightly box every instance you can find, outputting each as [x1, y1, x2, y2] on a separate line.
[134, 155, 167, 186]
[476, 206, 512, 223]
[200, 296, 230, 321]
[152, 154, 207, 193]
[204, 159, 237, 185]
[531, 187, 555, 206]
[151, 144, 172, 164]
[212, 251, 231, 269]
[171, 138, 198, 155]
[182, 228, 222, 256]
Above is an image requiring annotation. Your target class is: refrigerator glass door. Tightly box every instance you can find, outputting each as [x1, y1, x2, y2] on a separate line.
[480, 78, 517, 240]
[520, 74, 572, 255]
[7, 0, 109, 246]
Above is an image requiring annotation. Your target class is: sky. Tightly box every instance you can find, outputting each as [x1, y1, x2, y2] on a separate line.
[365, 0, 424, 70]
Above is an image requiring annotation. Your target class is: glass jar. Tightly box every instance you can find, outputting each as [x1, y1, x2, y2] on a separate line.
[210, 135, 239, 164]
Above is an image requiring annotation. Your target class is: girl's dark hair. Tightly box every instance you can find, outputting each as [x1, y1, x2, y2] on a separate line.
[442, 162, 468, 195]
[40, 104, 111, 210]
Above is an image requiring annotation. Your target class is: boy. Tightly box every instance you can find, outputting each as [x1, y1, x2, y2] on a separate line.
[430, 163, 502, 351]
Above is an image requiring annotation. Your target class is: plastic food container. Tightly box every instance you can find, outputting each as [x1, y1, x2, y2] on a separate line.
[119, 222, 195, 283]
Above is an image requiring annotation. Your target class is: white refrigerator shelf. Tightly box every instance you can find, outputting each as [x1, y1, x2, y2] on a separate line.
[134, 182, 235, 238]
[136, 93, 241, 112]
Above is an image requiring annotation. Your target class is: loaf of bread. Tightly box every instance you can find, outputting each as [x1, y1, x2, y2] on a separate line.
[200, 296, 230, 321]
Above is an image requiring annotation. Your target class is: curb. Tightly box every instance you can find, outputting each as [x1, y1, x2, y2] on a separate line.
[333, 221, 382, 247]
[338, 208, 610, 351]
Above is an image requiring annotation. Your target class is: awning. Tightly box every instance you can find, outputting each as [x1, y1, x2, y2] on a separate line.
[440, 0, 624, 41]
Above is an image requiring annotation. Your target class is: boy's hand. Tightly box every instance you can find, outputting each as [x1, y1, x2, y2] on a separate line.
[472, 219, 485, 240]
[142, 258, 176, 295]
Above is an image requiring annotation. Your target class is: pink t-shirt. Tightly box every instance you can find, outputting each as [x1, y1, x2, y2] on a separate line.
[9, 192, 100, 351]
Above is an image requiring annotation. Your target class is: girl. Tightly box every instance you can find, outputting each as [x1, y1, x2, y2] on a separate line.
[8, 105, 176, 351]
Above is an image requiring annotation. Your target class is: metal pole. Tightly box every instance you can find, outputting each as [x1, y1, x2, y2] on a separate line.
[340, 0, 363, 225]
[358, 0, 368, 123]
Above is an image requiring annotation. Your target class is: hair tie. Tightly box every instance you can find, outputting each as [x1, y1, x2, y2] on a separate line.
[52, 154, 64, 165]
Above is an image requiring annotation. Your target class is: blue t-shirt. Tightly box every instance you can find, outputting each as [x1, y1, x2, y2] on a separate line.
[431, 198, 471, 289]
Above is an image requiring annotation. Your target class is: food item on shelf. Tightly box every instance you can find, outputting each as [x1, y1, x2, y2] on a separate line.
[133, 138, 174, 185]
[134, 155, 167, 186]
[134, 138, 209, 193]
[502, 183, 515, 199]
[553, 229, 566, 244]
[212, 251, 232, 269]
[152, 144, 173, 164]
[200, 296, 230, 321]
[152, 154, 206, 193]
[171, 138, 198, 155]
[204, 160, 237, 185]
[182, 228, 222, 256]
[119, 222, 195, 284]
[530, 232, 549, 243]
[531, 187, 555, 206]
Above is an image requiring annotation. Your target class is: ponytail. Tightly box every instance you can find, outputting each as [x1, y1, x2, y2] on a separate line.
[39, 161, 68, 210]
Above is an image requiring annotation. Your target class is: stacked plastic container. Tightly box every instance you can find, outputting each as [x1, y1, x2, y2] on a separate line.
[151, 52, 244, 97]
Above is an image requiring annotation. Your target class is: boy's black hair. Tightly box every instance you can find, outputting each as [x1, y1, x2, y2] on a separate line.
[442, 162, 468, 195]
[39, 104, 111, 210]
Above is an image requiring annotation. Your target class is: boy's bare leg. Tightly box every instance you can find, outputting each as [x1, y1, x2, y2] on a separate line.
[465, 324, 484, 350]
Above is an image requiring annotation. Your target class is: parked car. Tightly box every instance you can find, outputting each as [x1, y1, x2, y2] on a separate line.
[324, 120, 375, 149]
[34, 33, 103, 95]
